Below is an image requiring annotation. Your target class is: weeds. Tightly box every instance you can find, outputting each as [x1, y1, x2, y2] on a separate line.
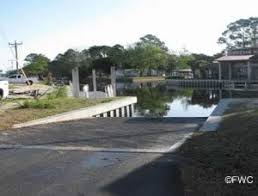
[20, 86, 67, 109]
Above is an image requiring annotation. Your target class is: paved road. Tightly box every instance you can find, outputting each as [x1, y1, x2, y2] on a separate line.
[0, 118, 205, 196]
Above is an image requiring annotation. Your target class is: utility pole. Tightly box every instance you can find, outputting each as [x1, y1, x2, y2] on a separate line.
[9, 40, 22, 74]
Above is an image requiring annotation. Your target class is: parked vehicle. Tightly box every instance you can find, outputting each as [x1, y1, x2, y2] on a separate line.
[0, 80, 9, 99]
[7, 74, 38, 85]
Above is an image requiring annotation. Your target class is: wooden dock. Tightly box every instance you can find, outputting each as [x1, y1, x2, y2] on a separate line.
[166, 79, 258, 89]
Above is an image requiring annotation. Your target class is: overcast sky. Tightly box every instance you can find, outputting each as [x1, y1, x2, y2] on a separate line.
[0, 0, 258, 72]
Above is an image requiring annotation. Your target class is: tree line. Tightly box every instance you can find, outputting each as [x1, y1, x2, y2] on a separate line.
[19, 34, 216, 79]
[14, 17, 258, 80]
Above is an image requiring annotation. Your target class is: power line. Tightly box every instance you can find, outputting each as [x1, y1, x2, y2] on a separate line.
[9, 40, 23, 73]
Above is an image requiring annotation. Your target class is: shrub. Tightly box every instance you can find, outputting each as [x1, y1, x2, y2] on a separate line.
[21, 99, 55, 109]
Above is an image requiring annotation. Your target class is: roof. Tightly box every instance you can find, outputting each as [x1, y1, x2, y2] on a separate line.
[216, 55, 254, 62]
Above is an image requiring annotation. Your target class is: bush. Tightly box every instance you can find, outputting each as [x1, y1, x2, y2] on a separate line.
[20, 87, 67, 109]
[21, 99, 55, 109]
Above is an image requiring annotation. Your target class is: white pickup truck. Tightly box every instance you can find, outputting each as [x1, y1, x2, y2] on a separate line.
[7, 74, 38, 85]
[0, 80, 9, 99]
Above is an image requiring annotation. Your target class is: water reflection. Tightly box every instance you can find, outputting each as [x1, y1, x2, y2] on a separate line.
[117, 82, 258, 117]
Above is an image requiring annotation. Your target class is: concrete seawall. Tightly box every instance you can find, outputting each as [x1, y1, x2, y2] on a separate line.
[199, 98, 258, 132]
[13, 96, 137, 129]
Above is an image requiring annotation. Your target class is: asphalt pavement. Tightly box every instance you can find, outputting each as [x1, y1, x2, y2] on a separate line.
[0, 117, 205, 196]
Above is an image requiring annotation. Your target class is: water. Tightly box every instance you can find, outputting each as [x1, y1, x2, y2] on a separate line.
[116, 81, 258, 118]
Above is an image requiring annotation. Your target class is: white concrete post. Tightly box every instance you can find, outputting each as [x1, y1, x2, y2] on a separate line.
[115, 109, 120, 117]
[83, 84, 89, 98]
[110, 110, 114, 117]
[107, 85, 111, 97]
[126, 105, 130, 117]
[92, 69, 97, 92]
[103, 113, 108, 117]
[72, 67, 80, 97]
[110, 66, 116, 97]
[121, 107, 125, 117]
[131, 104, 135, 117]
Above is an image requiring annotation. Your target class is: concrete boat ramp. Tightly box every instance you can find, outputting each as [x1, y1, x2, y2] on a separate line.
[0, 117, 205, 196]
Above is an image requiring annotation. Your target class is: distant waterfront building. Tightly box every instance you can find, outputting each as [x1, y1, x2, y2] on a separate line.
[171, 69, 193, 79]
[215, 47, 258, 81]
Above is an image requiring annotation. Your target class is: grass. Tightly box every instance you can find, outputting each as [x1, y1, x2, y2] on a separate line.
[0, 86, 114, 130]
[0, 97, 113, 130]
[177, 103, 258, 195]
[132, 76, 165, 83]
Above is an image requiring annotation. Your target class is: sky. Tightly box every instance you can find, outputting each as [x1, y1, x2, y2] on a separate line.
[0, 0, 258, 72]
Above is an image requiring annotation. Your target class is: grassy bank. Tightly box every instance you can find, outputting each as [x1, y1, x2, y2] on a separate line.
[177, 102, 258, 195]
[0, 87, 114, 130]
[0, 98, 113, 130]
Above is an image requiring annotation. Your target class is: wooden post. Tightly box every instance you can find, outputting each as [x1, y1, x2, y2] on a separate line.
[228, 63, 232, 80]
[92, 69, 97, 92]
[247, 62, 251, 81]
[218, 63, 222, 81]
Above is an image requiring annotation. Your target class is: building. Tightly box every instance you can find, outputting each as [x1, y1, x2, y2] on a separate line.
[171, 69, 193, 79]
[215, 47, 258, 81]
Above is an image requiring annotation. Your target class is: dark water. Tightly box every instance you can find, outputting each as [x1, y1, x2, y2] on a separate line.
[116, 81, 258, 117]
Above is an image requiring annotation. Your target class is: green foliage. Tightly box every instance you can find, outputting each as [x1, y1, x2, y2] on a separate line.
[188, 53, 215, 78]
[23, 53, 50, 77]
[18, 33, 225, 80]
[21, 99, 55, 109]
[218, 17, 258, 48]
[126, 44, 168, 74]
[176, 53, 194, 69]
[48, 49, 84, 78]
[138, 34, 168, 51]
[20, 87, 67, 109]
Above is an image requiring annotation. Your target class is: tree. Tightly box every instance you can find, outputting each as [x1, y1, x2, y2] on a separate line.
[127, 44, 168, 75]
[188, 53, 214, 78]
[108, 44, 126, 68]
[138, 34, 168, 51]
[176, 53, 194, 69]
[48, 49, 82, 78]
[23, 53, 50, 78]
[218, 17, 258, 49]
[160, 54, 177, 73]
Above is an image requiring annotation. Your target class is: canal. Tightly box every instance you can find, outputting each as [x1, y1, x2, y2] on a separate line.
[116, 81, 258, 117]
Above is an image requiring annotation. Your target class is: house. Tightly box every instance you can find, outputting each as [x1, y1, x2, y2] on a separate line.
[215, 47, 258, 81]
[171, 69, 193, 79]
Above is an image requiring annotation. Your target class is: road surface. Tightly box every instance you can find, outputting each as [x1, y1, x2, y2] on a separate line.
[0, 118, 205, 196]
